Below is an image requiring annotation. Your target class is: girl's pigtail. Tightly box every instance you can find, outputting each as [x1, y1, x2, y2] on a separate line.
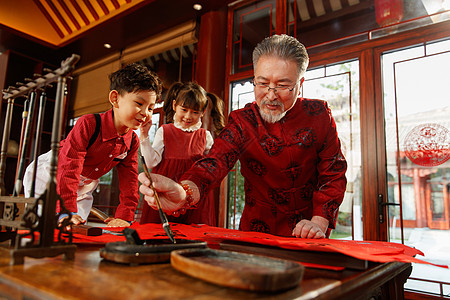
[163, 82, 183, 123]
[207, 92, 226, 136]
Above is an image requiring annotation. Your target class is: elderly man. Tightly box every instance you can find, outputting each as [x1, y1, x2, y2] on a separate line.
[139, 34, 347, 239]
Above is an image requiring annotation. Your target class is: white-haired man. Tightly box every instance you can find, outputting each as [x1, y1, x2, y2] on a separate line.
[139, 34, 347, 239]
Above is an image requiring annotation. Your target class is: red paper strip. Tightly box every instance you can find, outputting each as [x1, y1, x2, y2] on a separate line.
[69, 223, 447, 268]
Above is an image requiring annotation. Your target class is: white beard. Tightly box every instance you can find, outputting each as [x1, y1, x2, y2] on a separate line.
[259, 100, 286, 123]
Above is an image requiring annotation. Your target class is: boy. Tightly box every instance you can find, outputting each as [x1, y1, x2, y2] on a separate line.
[23, 63, 162, 227]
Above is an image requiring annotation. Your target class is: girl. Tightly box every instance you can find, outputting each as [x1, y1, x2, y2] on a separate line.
[139, 82, 224, 226]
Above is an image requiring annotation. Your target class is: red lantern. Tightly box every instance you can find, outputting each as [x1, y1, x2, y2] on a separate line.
[375, 0, 404, 27]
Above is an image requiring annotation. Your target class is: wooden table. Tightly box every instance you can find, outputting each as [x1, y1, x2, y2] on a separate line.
[0, 244, 412, 300]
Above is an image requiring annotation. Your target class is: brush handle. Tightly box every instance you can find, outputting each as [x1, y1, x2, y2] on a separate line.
[140, 155, 176, 243]
[141, 156, 163, 210]
[90, 207, 109, 222]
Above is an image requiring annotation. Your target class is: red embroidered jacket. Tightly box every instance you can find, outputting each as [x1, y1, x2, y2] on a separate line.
[182, 98, 347, 237]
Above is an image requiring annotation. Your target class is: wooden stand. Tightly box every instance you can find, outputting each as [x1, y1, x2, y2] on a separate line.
[0, 55, 80, 265]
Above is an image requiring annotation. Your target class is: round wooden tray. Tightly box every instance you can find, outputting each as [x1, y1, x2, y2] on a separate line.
[171, 248, 304, 292]
[100, 239, 207, 264]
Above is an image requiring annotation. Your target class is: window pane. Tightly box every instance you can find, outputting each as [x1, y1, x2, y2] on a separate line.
[303, 60, 362, 240]
[232, 0, 276, 74]
[427, 38, 450, 55]
[287, 0, 450, 52]
[382, 39, 450, 296]
[227, 80, 253, 229]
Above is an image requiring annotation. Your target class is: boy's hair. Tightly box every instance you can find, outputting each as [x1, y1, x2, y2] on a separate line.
[163, 82, 208, 123]
[109, 63, 162, 99]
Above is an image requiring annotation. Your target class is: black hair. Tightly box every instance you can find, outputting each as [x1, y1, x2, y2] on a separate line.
[109, 63, 162, 99]
[206, 92, 226, 136]
[163, 82, 208, 123]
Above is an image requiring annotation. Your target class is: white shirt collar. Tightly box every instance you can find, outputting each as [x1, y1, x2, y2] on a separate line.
[173, 119, 202, 132]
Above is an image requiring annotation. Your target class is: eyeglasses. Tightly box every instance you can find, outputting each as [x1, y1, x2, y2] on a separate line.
[252, 80, 298, 96]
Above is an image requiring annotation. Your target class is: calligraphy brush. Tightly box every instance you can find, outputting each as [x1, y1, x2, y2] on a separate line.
[140, 155, 176, 244]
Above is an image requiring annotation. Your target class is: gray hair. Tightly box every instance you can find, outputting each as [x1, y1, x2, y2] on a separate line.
[252, 34, 309, 78]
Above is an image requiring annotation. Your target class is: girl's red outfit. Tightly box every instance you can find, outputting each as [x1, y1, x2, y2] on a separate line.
[140, 123, 216, 225]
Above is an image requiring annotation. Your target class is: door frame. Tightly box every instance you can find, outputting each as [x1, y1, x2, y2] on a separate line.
[224, 0, 450, 241]
[306, 20, 450, 241]
[372, 22, 450, 240]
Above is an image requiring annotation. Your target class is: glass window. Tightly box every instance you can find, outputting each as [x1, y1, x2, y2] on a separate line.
[382, 38, 450, 296]
[227, 79, 253, 229]
[232, 0, 276, 74]
[287, 0, 450, 53]
[303, 60, 362, 240]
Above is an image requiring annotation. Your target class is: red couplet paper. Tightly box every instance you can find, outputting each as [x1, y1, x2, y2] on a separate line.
[71, 223, 447, 268]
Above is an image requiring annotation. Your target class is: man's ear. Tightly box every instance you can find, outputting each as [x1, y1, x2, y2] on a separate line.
[299, 77, 305, 86]
[109, 90, 119, 107]
[296, 77, 305, 97]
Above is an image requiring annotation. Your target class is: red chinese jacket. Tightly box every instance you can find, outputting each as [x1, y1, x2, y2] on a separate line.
[57, 109, 139, 221]
[182, 98, 347, 237]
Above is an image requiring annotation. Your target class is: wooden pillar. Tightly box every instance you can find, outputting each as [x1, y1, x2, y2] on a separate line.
[196, 8, 228, 228]
[276, 0, 287, 34]
[196, 7, 227, 99]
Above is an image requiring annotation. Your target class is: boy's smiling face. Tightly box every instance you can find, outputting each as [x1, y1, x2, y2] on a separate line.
[109, 89, 157, 135]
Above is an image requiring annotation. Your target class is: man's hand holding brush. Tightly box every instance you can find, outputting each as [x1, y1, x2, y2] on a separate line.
[138, 173, 191, 214]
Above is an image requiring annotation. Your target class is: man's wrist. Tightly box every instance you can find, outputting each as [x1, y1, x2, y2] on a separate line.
[181, 183, 196, 208]
[181, 180, 200, 206]
[171, 181, 200, 217]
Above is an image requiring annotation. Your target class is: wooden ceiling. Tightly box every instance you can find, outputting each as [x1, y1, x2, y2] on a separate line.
[0, 0, 437, 70]
[0, 0, 151, 47]
[0, 0, 231, 68]
[33, 0, 150, 45]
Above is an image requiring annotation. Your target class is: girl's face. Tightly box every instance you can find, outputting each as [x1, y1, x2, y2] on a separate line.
[110, 90, 157, 135]
[173, 100, 204, 129]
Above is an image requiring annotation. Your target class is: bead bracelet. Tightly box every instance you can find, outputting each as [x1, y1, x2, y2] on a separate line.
[172, 183, 198, 216]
